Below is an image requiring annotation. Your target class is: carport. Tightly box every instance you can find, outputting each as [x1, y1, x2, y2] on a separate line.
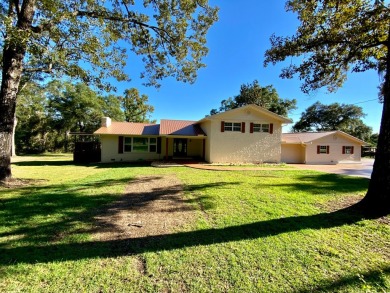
[281, 143, 305, 163]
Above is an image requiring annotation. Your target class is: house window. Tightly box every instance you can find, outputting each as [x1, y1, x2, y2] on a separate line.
[343, 146, 354, 154]
[124, 137, 132, 152]
[224, 122, 241, 132]
[262, 124, 270, 133]
[133, 137, 149, 152]
[124, 137, 157, 153]
[149, 138, 157, 152]
[253, 123, 269, 133]
[318, 145, 329, 154]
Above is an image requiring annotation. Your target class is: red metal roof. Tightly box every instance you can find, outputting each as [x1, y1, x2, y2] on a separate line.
[94, 122, 159, 135]
[160, 119, 205, 136]
[282, 131, 367, 145]
[94, 120, 205, 136]
[282, 132, 337, 144]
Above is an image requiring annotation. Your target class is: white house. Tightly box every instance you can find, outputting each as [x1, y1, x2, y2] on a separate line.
[94, 104, 368, 164]
[94, 104, 292, 163]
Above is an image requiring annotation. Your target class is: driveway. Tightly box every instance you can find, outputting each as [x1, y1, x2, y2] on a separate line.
[173, 159, 374, 179]
[290, 159, 374, 179]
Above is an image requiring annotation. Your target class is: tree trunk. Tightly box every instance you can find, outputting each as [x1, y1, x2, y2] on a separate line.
[0, 0, 36, 181]
[0, 47, 22, 180]
[11, 116, 18, 157]
[360, 29, 390, 215]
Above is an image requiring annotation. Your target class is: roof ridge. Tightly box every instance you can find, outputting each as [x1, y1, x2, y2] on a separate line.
[282, 131, 335, 134]
[110, 121, 157, 125]
[161, 119, 198, 122]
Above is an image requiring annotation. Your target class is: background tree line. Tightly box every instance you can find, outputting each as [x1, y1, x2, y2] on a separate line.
[292, 101, 378, 145]
[15, 81, 154, 154]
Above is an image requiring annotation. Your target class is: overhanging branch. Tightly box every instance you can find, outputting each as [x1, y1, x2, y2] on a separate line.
[23, 63, 52, 73]
[75, 10, 176, 42]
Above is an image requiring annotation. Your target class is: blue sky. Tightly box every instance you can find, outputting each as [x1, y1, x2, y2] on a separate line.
[115, 0, 383, 133]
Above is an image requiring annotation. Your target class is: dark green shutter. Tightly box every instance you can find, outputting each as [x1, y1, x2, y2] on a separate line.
[118, 136, 124, 154]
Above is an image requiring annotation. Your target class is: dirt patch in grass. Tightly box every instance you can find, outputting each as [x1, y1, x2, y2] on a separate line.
[321, 195, 390, 225]
[0, 178, 47, 189]
[322, 195, 362, 212]
[93, 175, 197, 241]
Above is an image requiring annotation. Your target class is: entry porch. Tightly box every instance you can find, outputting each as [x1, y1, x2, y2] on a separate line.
[161, 136, 206, 161]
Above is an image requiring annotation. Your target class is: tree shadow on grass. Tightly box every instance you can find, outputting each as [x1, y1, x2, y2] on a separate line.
[259, 172, 369, 195]
[11, 160, 76, 167]
[11, 160, 153, 168]
[297, 266, 390, 293]
[0, 177, 134, 244]
[0, 175, 237, 262]
[0, 201, 380, 266]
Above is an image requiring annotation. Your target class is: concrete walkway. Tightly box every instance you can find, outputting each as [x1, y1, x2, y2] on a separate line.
[152, 161, 291, 171]
[182, 163, 290, 171]
[290, 159, 374, 179]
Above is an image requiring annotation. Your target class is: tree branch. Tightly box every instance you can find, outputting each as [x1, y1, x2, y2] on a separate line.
[30, 22, 53, 34]
[75, 10, 176, 42]
[23, 63, 52, 73]
[12, 0, 21, 18]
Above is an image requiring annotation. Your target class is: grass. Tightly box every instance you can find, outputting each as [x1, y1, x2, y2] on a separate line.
[1, 154, 389, 292]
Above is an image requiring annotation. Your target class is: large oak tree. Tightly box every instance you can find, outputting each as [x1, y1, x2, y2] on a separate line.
[122, 88, 154, 123]
[210, 80, 297, 117]
[265, 0, 389, 215]
[292, 101, 373, 141]
[0, 0, 218, 180]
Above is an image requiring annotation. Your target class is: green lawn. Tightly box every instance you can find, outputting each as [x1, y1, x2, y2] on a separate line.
[1, 154, 389, 292]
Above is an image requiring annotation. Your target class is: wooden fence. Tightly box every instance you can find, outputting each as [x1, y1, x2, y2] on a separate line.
[73, 141, 101, 163]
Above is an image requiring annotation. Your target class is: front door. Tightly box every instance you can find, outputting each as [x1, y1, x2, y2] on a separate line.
[173, 138, 187, 157]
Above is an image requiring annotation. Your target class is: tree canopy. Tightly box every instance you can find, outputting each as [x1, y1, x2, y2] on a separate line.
[0, 0, 218, 89]
[15, 80, 129, 153]
[210, 80, 297, 117]
[264, 0, 388, 95]
[15, 82, 49, 153]
[0, 0, 218, 179]
[292, 101, 373, 141]
[122, 88, 154, 123]
[264, 0, 390, 214]
[47, 81, 104, 133]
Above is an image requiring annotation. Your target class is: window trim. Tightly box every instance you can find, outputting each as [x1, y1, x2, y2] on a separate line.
[343, 146, 354, 155]
[149, 137, 157, 152]
[317, 145, 330, 154]
[223, 122, 242, 132]
[250, 122, 273, 134]
[124, 137, 132, 152]
[123, 137, 158, 153]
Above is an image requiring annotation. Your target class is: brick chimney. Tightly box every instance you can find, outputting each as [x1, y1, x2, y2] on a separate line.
[101, 117, 111, 127]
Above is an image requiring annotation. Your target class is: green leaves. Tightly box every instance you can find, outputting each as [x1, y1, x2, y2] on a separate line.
[265, 0, 390, 94]
[1, 0, 218, 90]
[121, 88, 154, 123]
[210, 80, 297, 117]
[292, 101, 373, 141]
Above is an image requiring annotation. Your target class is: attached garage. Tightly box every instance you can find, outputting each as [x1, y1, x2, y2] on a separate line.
[281, 131, 367, 165]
